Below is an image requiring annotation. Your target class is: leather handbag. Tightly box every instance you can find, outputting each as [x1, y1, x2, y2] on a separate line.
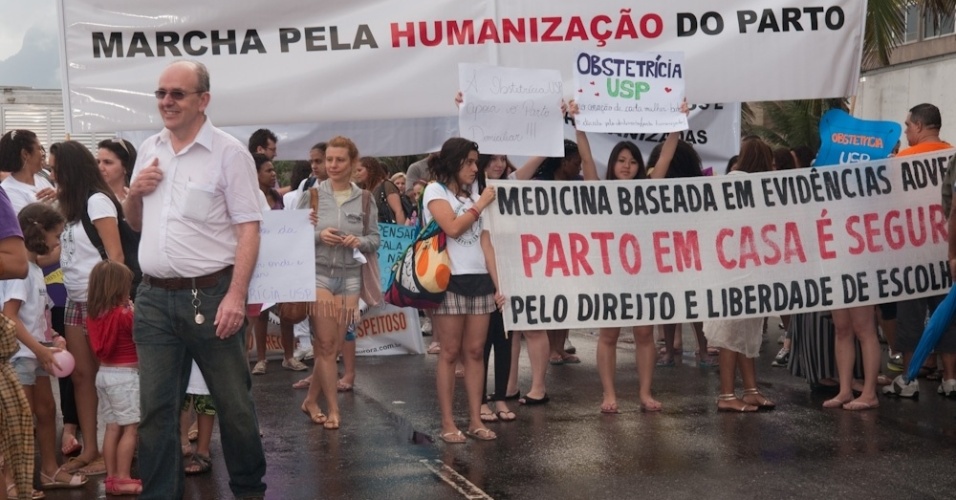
[359, 190, 384, 307]
[277, 188, 318, 324]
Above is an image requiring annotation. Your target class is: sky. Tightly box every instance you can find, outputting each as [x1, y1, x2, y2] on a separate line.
[0, 0, 61, 88]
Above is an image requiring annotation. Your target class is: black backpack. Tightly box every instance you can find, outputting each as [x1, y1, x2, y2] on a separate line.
[80, 194, 142, 295]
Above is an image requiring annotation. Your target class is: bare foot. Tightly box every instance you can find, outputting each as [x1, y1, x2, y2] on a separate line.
[822, 393, 854, 408]
[640, 397, 662, 412]
[600, 399, 619, 414]
[843, 396, 879, 411]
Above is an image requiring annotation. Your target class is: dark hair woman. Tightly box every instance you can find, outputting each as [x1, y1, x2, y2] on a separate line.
[573, 108, 687, 413]
[253, 153, 283, 210]
[703, 138, 776, 412]
[97, 138, 138, 203]
[355, 156, 406, 225]
[0, 129, 57, 213]
[56, 140, 125, 474]
[424, 138, 502, 443]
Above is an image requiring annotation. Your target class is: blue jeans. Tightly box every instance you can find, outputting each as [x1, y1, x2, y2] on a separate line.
[133, 271, 266, 499]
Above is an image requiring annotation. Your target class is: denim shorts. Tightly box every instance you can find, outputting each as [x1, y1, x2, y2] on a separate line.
[11, 356, 48, 386]
[96, 366, 141, 425]
[315, 266, 361, 295]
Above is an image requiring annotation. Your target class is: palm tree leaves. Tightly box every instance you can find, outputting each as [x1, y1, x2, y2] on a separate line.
[744, 1, 955, 149]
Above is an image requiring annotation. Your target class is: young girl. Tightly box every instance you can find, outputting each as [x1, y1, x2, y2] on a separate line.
[85, 260, 141, 495]
[3, 203, 87, 498]
[424, 138, 503, 443]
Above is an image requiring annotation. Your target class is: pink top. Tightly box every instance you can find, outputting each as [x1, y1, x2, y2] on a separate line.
[86, 306, 138, 365]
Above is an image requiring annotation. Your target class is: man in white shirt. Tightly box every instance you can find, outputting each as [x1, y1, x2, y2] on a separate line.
[124, 60, 266, 500]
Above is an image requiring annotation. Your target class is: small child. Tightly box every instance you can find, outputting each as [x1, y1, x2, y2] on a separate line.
[1, 203, 87, 497]
[180, 361, 216, 475]
[85, 260, 141, 496]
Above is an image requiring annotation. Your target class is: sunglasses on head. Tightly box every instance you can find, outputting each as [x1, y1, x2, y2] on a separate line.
[111, 137, 130, 155]
[153, 89, 203, 101]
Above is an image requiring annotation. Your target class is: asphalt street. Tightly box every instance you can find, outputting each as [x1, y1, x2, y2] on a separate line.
[42, 321, 956, 500]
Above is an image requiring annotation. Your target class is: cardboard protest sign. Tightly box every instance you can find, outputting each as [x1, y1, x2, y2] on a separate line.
[816, 109, 902, 166]
[562, 102, 739, 177]
[572, 51, 687, 134]
[487, 150, 955, 330]
[355, 304, 425, 355]
[459, 63, 564, 156]
[248, 210, 316, 304]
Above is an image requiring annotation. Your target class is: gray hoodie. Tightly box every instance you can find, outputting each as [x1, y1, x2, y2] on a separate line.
[296, 180, 380, 271]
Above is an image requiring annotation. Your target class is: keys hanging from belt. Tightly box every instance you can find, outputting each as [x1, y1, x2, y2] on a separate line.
[192, 289, 205, 325]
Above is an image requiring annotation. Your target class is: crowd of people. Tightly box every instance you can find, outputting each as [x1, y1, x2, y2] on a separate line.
[0, 58, 952, 498]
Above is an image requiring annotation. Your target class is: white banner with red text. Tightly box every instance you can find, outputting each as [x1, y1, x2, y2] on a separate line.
[59, 0, 864, 132]
[355, 304, 425, 356]
[487, 150, 956, 331]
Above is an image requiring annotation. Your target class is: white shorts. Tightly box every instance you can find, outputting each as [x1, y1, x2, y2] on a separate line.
[96, 366, 140, 426]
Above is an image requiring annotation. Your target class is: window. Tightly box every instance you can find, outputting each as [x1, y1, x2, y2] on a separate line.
[904, 3, 920, 43]
[924, 6, 956, 39]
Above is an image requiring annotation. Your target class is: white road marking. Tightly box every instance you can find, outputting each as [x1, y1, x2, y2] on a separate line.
[420, 459, 494, 500]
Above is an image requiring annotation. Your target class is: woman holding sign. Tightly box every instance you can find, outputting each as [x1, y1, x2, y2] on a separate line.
[571, 104, 682, 413]
[571, 99, 692, 412]
[296, 136, 379, 430]
[703, 138, 776, 412]
[424, 138, 503, 443]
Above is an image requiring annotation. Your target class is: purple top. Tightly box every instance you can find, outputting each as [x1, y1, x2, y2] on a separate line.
[0, 187, 23, 240]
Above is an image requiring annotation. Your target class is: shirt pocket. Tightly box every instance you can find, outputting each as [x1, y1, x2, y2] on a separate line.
[182, 181, 217, 222]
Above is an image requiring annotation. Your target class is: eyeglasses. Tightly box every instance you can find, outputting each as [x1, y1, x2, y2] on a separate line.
[154, 89, 203, 101]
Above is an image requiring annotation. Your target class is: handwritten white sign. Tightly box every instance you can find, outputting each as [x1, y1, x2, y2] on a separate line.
[248, 210, 316, 304]
[573, 51, 688, 134]
[458, 63, 564, 157]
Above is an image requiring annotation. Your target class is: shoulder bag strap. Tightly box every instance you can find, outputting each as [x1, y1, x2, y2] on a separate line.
[80, 203, 109, 261]
[362, 190, 371, 236]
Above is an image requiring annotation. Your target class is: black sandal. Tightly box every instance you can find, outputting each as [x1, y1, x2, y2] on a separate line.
[519, 394, 549, 406]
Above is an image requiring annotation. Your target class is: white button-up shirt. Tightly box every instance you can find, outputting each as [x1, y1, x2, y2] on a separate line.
[131, 118, 262, 278]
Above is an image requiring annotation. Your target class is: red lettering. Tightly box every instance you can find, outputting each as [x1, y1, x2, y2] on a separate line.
[738, 226, 760, 269]
[521, 234, 542, 277]
[420, 21, 442, 46]
[568, 233, 593, 276]
[816, 213, 836, 259]
[619, 234, 641, 274]
[502, 18, 527, 42]
[447, 20, 475, 45]
[653, 232, 673, 273]
[863, 212, 883, 252]
[931, 204, 947, 243]
[886, 210, 906, 250]
[846, 215, 864, 255]
[716, 228, 736, 269]
[673, 230, 701, 271]
[391, 22, 416, 48]
[545, 233, 570, 277]
[565, 16, 588, 41]
[477, 19, 501, 44]
[591, 232, 615, 274]
[541, 16, 562, 41]
[783, 222, 807, 263]
[641, 13, 664, 37]
[760, 225, 781, 265]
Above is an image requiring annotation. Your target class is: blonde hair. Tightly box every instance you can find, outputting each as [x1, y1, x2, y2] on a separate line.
[86, 260, 133, 319]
